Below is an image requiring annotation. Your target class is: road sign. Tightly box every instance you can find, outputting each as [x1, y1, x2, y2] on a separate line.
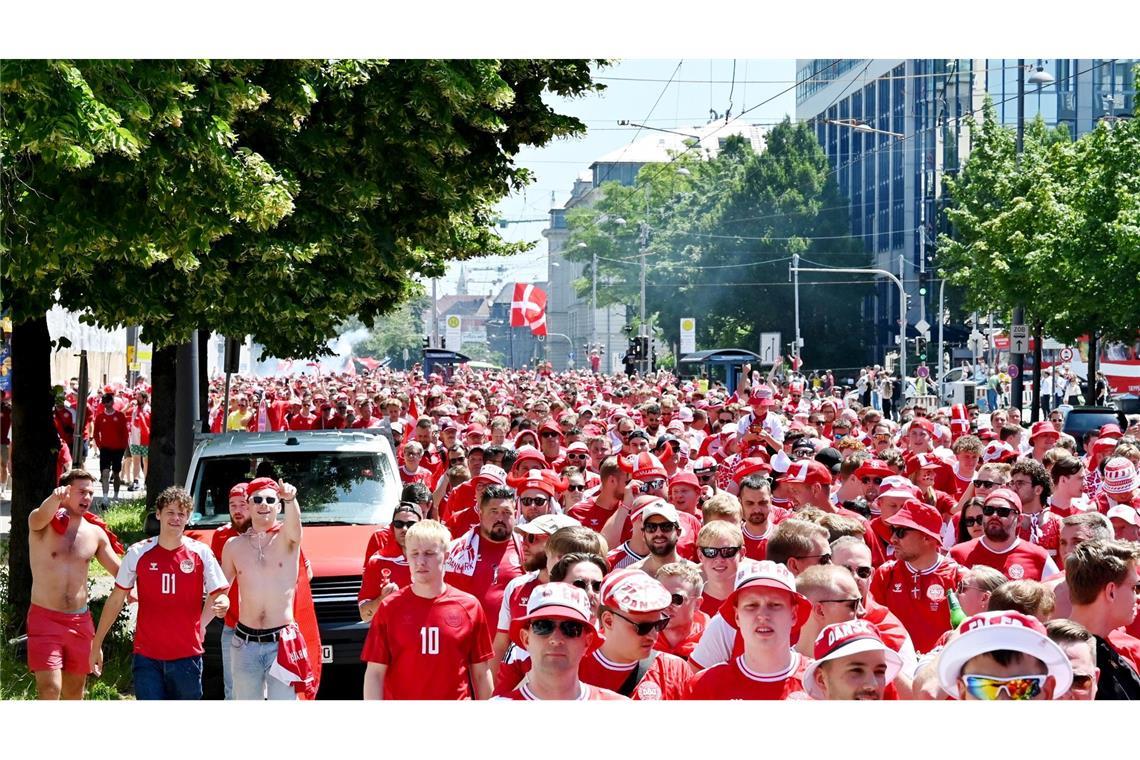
[916, 365, 929, 379]
[1007, 364, 1019, 379]
[680, 317, 696, 354]
[1010, 325, 1030, 355]
[445, 315, 462, 349]
[994, 335, 1010, 350]
[1060, 347, 1073, 362]
[1042, 337, 1066, 351]
[759, 332, 781, 366]
[914, 319, 931, 339]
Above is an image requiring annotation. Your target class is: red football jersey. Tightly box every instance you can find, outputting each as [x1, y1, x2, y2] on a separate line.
[358, 554, 412, 602]
[742, 524, 772, 561]
[869, 555, 963, 654]
[360, 585, 493, 700]
[654, 611, 709, 660]
[684, 653, 811, 700]
[444, 536, 523, 626]
[493, 682, 627, 701]
[398, 466, 433, 487]
[210, 525, 242, 627]
[606, 542, 646, 571]
[566, 496, 622, 532]
[115, 536, 228, 661]
[700, 591, 728, 618]
[496, 571, 542, 633]
[949, 537, 1056, 582]
[577, 648, 693, 700]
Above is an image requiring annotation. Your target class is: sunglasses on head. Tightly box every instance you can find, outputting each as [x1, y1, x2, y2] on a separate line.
[611, 610, 670, 636]
[250, 495, 278, 504]
[963, 515, 986, 528]
[699, 545, 743, 559]
[642, 521, 677, 534]
[567, 484, 586, 492]
[391, 519, 418, 530]
[982, 504, 1016, 518]
[529, 618, 586, 638]
[960, 674, 1047, 701]
[520, 496, 549, 507]
[571, 579, 602, 593]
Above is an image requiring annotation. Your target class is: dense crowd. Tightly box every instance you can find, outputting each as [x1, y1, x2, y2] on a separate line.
[24, 361, 1140, 700]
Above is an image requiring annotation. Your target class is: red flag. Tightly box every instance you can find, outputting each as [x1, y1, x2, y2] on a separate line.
[343, 354, 356, 377]
[293, 565, 323, 700]
[511, 283, 547, 336]
[403, 396, 419, 444]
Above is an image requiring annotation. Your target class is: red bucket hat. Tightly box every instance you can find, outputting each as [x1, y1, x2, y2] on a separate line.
[883, 499, 943, 542]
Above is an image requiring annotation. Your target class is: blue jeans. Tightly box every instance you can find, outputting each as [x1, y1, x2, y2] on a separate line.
[220, 625, 235, 699]
[230, 635, 297, 700]
[133, 654, 202, 700]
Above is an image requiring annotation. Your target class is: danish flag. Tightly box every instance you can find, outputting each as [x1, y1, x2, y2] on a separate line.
[511, 283, 548, 337]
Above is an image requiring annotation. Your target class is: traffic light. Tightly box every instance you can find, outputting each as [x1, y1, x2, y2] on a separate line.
[441, 335, 447, 349]
[638, 336, 650, 361]
[422, 337, 430, 349]
[915, 337, 927, 362]
[918, 270, 929, 298]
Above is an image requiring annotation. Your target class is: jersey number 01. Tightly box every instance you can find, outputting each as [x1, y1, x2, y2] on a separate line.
[420, 626, 439, 655]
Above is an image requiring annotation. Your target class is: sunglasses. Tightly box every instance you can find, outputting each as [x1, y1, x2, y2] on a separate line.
[873, 434, 892, 442]
[960, 674, 1047, 701]
[520, 496, 549, 507]
[890, 526, 913, 540]
[1070, 674, 1095, 691]
[795, 553, 831, 565]
[696, 474, 715, 483]
[523, 533, 545, 544]
[611, 610, 670, 636]
[449, 458, 466, 465]
[567, 453, 589, 460]
[669, 593, 688, 607]
[250, 495, 278, 504]
[982, 505, 1017, 518]
[819, 598, 863, 613]
[541, 431, 561, 438]
[973, 479, 999, 490]
[391, 520, 419, 530]
[699, 546, 743, 559]
[642, 479, 666, 492]
[567, 484, 586, 492]
[844, 565, 874, 580]
[571, 579, 602, 593]
[642, 521, 678, 534]
[861, 477, 884, 486]
[956, 581, 979, 594]
[962, 515, 986, 528]
[529, 619, 586, 638]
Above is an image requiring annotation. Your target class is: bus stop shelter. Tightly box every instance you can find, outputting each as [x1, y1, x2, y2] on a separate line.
[422, 349, 470, 382]
[677, 349, 761, 396]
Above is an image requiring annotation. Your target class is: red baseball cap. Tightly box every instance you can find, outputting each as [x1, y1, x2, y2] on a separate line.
[854, 459, 893, 480]
[984, 488, 1023, 512]
[246, 477, 280, 495]
[883, 499, 943, 542]
[905, 453, 943, 477]
[668, 471, 700, 491]
[228, 482, 249, 499]
[507, 468, 559, 498]
[777, 459, 832, 487]
[733, 457, 773, 484]
[909, 417, 936, 435]
[513, 446, 548, 470]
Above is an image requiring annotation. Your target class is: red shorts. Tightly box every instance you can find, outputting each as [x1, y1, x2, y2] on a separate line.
[26, 603, 95, 675]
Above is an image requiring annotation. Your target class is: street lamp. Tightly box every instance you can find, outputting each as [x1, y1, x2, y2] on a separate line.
[1027, 60, 1055, 87]
[825, 118, 904, 139]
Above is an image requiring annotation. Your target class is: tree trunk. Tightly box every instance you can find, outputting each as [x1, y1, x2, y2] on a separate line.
[5, 313, 59, 637]
[1087, 329, 1099, 407]
[1031, 320, 1043, 423]
[197, 329, 210, 433]
[145, 344, 178, 510]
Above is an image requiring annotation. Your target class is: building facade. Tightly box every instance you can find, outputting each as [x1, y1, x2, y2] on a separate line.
[795, 58, 1136, 365]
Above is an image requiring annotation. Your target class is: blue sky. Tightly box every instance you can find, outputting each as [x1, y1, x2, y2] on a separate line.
[434, 59, 798, 296]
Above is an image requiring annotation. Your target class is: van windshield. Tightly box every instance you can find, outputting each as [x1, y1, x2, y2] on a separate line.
[189, 450, 397, 528]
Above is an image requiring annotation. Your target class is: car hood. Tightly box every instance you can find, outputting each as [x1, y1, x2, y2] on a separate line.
[187, 524, 377, 578]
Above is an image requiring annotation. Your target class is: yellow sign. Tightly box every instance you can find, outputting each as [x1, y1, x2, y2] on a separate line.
[680, 318, 695, 331]
[138, 346, 152, 361]
[446, 315, 461, 329]
[129, 362, 142, 372]
[126, 345, 136, 363]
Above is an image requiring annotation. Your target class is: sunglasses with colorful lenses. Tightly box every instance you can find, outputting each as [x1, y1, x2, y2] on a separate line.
[519, 496, 549, 507]
[250, 495, 278, 504]
[699, 545, 743, 559]
[981, 505, 1016, 518]
[960, 674, 1047, 700]
[611, 610, 670, 636]
[642, 521, 678, 534]
[391, 520, 419, 530]
[962, 515, 986, 528]
[529, 619, 586, 638]
[571, 579, 602, 593]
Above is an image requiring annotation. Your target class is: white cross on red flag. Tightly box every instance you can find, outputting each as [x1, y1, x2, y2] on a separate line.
[510, 283, 548, 337]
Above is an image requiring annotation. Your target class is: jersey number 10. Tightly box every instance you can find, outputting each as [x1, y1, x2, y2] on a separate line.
[420, 626, 439, 655]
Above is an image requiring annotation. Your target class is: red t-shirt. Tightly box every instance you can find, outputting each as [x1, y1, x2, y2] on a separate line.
[566, 496, 621, 532]
[359, 554, 412, 602]
[496, 571, 543, 633]
[445, 508, 480, 538]
[949, 537, 1054, 581]
[93, 408, 129, 450]
[742, 524, 772, 562]
[360, 585, 493, 700]
[444, 535, 523, 626]
[494, 682, 627, 701]
[654, 611, 709, 660]
[577, 648, 693, 700]
[440, 481, 476, 524]
[700, 590, 728, 618]
[684, 653, 811, 700]
[869, 555, 963, 654]
[948, 463, 974, 500]
[115, 536, 228, 661]
[286, 411, 319, 431]
[399, 466, 433, 487]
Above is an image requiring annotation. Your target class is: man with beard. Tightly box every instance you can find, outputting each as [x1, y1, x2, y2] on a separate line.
[950, 489, 1058, 582]
[629, 500, 694, 576]
[803, 620, 903, 700]
[567, 456, 628, 532]
[444, 484, 524, 625]
[490, 514, 580, 660]
[739, 475, 788, 561]
[358, 503, 423, 622]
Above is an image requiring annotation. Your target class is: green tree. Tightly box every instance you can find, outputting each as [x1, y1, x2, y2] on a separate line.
[566, 120, 869, 369]
[351, 295, 430, 367]
[1, 59, 604, 632]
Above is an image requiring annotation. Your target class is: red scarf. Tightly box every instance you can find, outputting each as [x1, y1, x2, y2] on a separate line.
[51, 508, 126, 555]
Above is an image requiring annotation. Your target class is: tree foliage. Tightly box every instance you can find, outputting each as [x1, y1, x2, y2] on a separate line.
[938, 97, 1140, 345]
[564, 119, 870, 369]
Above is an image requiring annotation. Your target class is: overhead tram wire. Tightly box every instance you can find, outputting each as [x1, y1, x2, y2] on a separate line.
[593, 60, 685, 187]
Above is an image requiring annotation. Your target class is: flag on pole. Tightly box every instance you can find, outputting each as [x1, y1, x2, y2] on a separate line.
[511, 283, 548, 337]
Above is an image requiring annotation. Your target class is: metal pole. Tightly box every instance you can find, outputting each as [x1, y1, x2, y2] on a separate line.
[898, 255, 907, 382]
[1011, 60, 1026, 414]
[792, 253, 801, 368]
[938, 278, 946, 401]
[591, 250, 598, 353]
[431, 277, 440, 349]
[639, 225, 648, 376]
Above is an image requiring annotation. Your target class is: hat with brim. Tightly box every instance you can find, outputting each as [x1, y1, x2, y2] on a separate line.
[803, 621, 903, 699]
[719, 561, 812, 645]
[937, 611, 1073, 698]
[515, 513, 581, 536]
[508, 582, 598, 648]
[883, 499, 943, 543]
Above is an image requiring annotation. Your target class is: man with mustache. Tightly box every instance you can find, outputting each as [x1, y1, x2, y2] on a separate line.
[445, 484, 524, 625]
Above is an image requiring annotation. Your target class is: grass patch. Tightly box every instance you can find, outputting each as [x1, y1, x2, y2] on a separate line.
[0, 566, 136, 700]
[89, 499, 148, 578]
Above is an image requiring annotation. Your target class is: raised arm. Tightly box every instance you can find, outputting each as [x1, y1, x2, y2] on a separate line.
[29, 485, 69, 532]
[280, 481, 302, 546]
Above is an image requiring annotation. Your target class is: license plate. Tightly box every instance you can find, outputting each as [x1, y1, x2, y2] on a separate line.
[321, 645, 333, 663]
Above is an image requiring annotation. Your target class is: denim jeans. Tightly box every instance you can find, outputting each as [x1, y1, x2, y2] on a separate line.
[133, 654, 202, 700]
[220, 625, 235, 699]
[230, 635, 297, 700]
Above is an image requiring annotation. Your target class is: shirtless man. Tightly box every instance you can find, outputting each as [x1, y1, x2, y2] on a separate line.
[221, 476, 312, 700]
[26, 469, 122, 699]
